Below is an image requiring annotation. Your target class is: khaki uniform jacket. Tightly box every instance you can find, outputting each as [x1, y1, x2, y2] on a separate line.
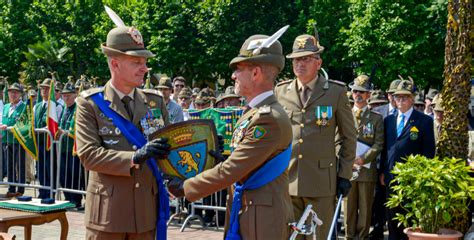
[353, 108, 384, 182]
[275, 75, 357, 197]
[183, 94, 294, 240]
[75, 81, 169, 233]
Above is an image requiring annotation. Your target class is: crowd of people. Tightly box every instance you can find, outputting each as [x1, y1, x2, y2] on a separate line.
[0, 19, 473, 240]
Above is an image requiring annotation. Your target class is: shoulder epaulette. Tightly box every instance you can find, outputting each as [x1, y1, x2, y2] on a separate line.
[370, 109, 383, 116]
[80, 87, 103, 98]
[142, 88, 164, 98]
[258, 105, 271, 114]
[328, 79, 346, 87]
[276, 79, 293, 87]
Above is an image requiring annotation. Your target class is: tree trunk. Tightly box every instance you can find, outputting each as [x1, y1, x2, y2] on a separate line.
[436, 0, 472, 233]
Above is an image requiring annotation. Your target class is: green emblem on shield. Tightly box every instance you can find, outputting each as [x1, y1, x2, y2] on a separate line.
[253, 126, 266, 139]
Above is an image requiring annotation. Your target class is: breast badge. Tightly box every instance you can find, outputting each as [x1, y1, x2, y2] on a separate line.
[316, 106, 332, 126]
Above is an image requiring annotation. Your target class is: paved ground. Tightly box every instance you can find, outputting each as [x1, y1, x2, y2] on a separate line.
[0, 185, 389, 239]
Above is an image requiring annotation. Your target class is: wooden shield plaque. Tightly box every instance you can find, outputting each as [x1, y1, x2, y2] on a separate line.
[149, 119, 218, 179]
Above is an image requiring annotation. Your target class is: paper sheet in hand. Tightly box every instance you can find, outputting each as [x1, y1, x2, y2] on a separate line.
[356, 141, 371, 169]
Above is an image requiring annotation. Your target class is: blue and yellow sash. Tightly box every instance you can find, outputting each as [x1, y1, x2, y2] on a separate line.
[90, 92, 169, 240]
[226, 144, 292, 240]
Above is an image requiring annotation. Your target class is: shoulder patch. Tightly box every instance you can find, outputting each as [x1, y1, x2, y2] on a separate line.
[81, 87, 103, 98]
[276, 79, 293, 87]
[328, 79, 347, 87]
[252, 125, 267, 139]
[258, 105, 271, 114]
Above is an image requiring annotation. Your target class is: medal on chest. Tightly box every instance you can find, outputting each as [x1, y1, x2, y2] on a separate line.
[140, 108, 165, 139]
[362, 122, 374, 138]
[230, 119, 249, 150]
[316, 106, 332, 126]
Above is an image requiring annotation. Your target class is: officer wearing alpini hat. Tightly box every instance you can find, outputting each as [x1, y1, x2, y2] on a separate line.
[168, 28, 295, 240]
[275, 33, 356, 239]
[75, 7, 170, 240]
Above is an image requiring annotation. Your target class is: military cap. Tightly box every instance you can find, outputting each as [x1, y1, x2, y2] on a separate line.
[386, 79, 402, 94]
[394, 80, 415, 95]
[286, 34, 325, 59]
[39, 78, 53, 88]
[349, 75, 372, 92]
[101, 26, 155, 58]
[178, 87, 193, 99]
[426, 88, 439, 100]
[192, 87, 200, 97]
[28, 89, 37, 98]
[229, 34, 285, 71]
[414, 91, 425, 105]
[55, 81, 64, 91]
[156, 77, 172, 90]
[369, 90, 388, 104]
[194, 88, 213, 104]
[8, 83, 23, 92]
[62, 81, 76, 93]
[216, 86, 240, 104]
[432, 94, 443, 112]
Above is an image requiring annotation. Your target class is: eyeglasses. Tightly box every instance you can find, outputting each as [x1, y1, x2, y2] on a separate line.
[292, 56, 321, 63]
[394, 95, 411, 101]
[352, 90, 367, 94]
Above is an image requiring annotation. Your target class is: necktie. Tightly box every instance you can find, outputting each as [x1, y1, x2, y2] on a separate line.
[300, 86, 310, 105]
[122, 96, 133, 119]
[355, 109, 363, 125]
[397, 114, 405, 137]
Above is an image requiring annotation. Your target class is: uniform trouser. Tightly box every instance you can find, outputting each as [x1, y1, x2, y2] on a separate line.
[292, 195, 335, 240]
[4, 143, 26, 194]
[86, 227, 155, 240]
[370, 174, 386, 233]
[386, 187, 407, 240]
[59, 152, 85, 207]
[343, 181, 376, 240]
[37, 144, 56, 199]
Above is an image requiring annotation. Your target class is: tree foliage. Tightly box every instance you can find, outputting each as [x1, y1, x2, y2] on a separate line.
[0, 0, 448, 90]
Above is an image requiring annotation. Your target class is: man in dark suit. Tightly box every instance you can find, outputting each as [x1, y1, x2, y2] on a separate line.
[381, 80, 435, 240]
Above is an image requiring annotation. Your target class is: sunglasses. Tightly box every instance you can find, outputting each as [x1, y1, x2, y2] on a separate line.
[174, 84, 185, 88]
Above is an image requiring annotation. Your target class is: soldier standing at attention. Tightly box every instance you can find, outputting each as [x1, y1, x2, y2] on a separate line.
[274, 34, 356, 239]
[75, 22, 171, 239]
[344, 75, 384, 240]
[168, 33, 294, 240]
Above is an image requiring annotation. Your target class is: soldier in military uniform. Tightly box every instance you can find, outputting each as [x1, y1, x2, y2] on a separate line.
[344, 75, 384, 240]
[0, 83, 26, 197]
[178, 87, 193, 120]
[168, 34, 294, 240]
[414, 91, 425, 113]
[274, 34, 356, 239]
[75, 24, 171, 239]
[57, 81, 84, 208]
[424, 88, 439, 118]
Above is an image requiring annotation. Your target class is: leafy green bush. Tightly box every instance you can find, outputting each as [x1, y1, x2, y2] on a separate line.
[386, 155, 474, 233]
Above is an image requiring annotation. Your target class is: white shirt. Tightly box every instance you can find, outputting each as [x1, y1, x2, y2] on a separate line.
[248, 90, 273, 108]
[397, 107, 414, 129]
[8, 100, 23, 117]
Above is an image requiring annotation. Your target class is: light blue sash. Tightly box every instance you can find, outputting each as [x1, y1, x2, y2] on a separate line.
[225, 144, 292, 240]
[90, 92, 169, 240]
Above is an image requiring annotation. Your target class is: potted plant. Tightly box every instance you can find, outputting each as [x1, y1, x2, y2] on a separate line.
[386, 155, 474, 239]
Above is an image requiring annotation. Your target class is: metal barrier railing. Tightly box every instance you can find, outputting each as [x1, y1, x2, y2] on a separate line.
[55, 131, 87, 206]
[0, 127, 55, 198]
[180, 189, 227, 231]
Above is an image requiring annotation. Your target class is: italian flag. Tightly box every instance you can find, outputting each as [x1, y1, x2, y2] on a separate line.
[46, 80, 58, 150]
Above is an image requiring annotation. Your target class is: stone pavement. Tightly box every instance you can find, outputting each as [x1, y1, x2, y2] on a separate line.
[0, 185, 388, 239]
